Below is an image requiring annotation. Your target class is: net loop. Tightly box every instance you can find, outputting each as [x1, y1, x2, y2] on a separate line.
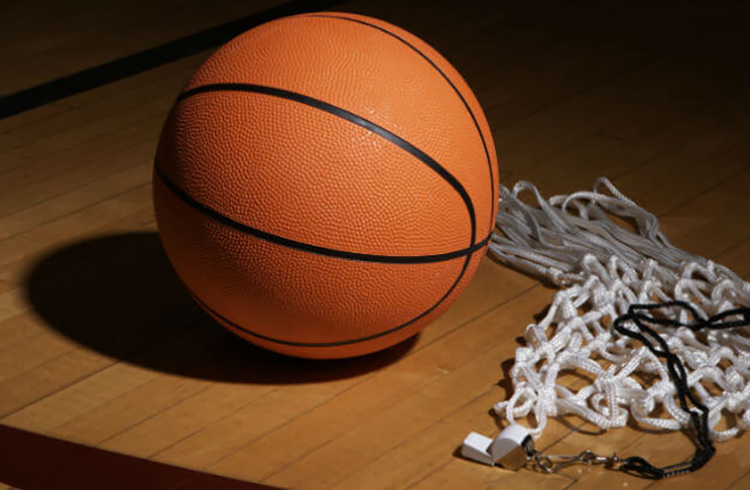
[490, 179, 750, 446]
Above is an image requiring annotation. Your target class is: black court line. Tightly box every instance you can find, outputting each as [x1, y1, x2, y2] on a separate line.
[0, 0, 343, 120]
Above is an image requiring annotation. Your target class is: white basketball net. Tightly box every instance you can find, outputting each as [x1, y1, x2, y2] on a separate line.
[488, 178, 750, 443]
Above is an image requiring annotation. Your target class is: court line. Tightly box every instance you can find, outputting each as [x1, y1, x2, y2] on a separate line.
[0, 424, 276, 489]
[0, 0, 343, 120]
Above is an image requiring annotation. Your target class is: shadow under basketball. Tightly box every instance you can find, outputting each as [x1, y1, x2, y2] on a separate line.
[23, 232, 417, 384]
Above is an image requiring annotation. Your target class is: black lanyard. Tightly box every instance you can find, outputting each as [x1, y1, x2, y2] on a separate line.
[612, 301, 750, 478]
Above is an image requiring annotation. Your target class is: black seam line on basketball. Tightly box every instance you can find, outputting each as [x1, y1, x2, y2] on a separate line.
[308, 13, 496, 233]
[0, 0, 345, 120]
[188, 254, 472, 347]
[155, 163, 490, 264]
[177, 82, 477, 246]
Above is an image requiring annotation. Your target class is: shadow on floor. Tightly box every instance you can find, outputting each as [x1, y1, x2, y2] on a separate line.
[22, 231, 416, 384]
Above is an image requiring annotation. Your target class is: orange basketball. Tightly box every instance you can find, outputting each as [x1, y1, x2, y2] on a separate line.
[153, 12, 498, 359]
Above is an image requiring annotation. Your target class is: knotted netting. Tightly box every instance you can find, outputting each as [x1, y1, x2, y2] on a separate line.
[489, 178, 750, 442]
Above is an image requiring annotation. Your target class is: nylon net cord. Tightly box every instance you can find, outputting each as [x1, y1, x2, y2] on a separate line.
[489, 178, 750, 442]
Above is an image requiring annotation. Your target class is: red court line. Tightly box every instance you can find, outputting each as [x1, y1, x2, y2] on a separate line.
[0, 424, 277, 489]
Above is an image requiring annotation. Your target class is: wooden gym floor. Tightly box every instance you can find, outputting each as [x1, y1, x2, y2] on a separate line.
[1, 0, 750, 488]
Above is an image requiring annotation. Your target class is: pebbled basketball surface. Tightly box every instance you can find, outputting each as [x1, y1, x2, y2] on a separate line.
[153, 12, 499, 358]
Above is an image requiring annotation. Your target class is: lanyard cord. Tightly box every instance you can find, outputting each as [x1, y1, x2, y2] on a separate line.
[612, 301, 750, 479]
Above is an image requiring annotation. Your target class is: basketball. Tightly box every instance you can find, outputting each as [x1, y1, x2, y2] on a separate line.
[152, 12, 498, 359]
